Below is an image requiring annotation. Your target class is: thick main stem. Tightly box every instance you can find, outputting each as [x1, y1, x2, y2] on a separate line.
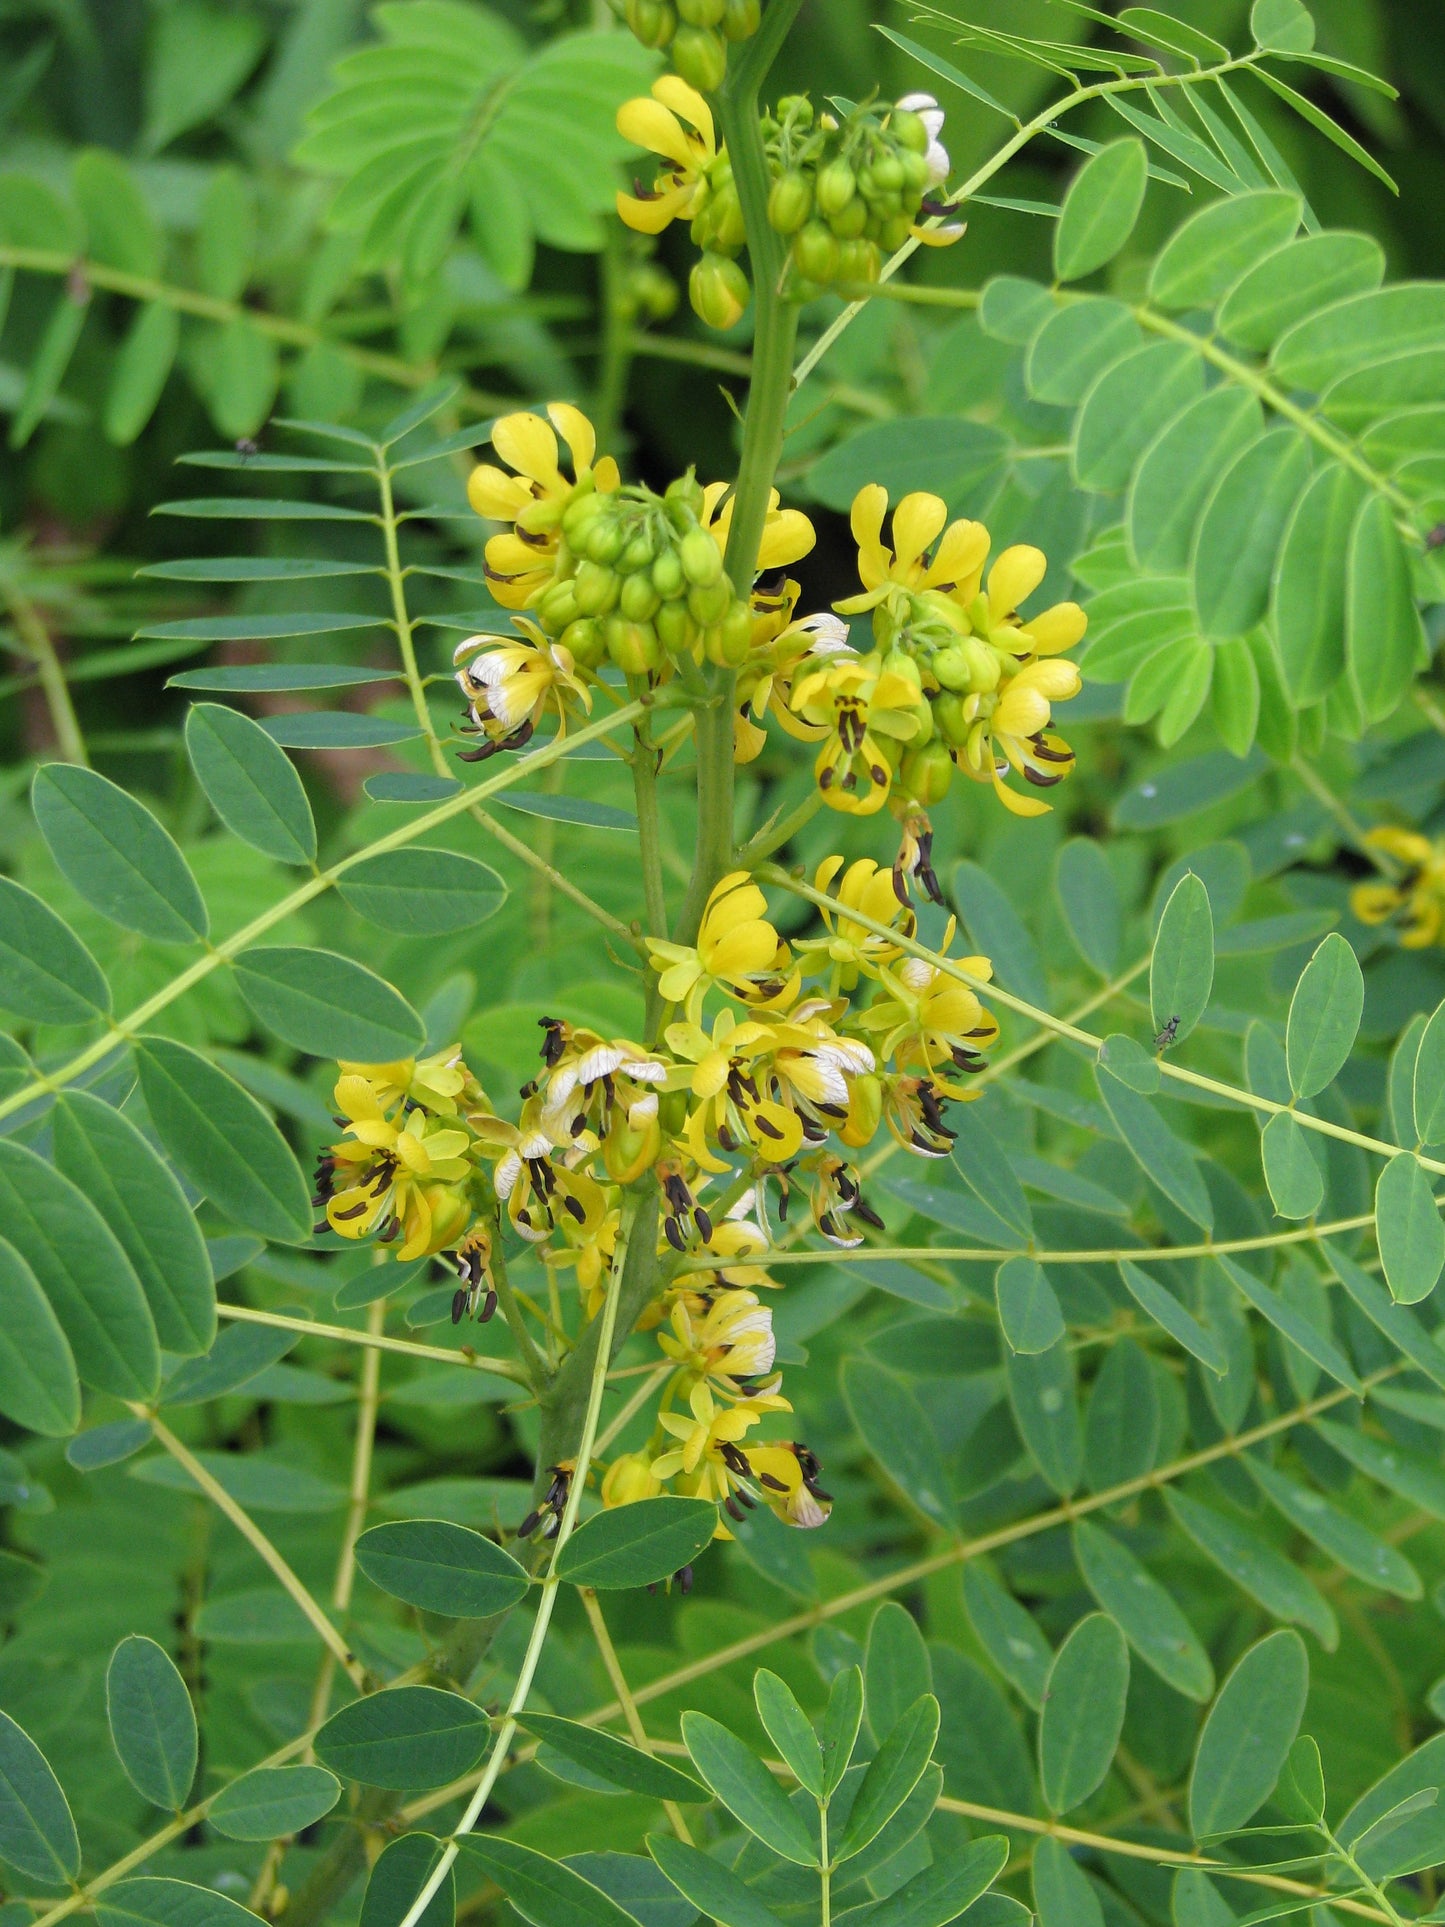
[672, 6, 802, 948]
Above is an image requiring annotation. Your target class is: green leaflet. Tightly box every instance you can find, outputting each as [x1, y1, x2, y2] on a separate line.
[681, 1710, 817, 1865]
[231, 946, 425, 1061]
[315, 1686, 490, 1790]
[1164, 1488, 1337, 1649]
[185, 704, 317, 866]
[0, 1240, 80, 1438]
[52, 1092, 215, 1356]
[0, 875, 110, 1024]
[1150, 871, 1214, 1044]
[106, 1636, 197, 1813]
[1038, 1611, 1129, 1813]
[32, 762, 208, 943]
[208, 1766, 341, 1842]
[555, 1497, 718, 1589]
[1073, 1519, 1214, 1700]
[1188, 1631, 1308, 1837]
[1053, 139, 1148, 282]
[353, 1520, 530, 1618]
[0, 1710, 79, 1883]
[0, 1139, 159, 1399]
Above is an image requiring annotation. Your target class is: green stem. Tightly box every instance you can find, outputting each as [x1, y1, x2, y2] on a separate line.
[533, 1190, 660, 1493]
[393, 1194, 650, 1927]
[820, 1802, 832, 1927]
[490, 1236, 551, 1396]
[737, 787, 824, 867]
[671, 4, 802, 948]
[0, 575, 87, 765]
[1324, 1827, 1410, 1927]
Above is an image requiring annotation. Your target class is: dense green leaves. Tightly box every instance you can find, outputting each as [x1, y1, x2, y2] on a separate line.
[648, 1834, 787, 1927]
[681, 1711, 817, 1865]
[0, 1239, 80, 1437]
[837, 1694, 940, 1859]
[106, 1636, 197, 1813]
[338, 850, 508, 933]
[353, 1520, 530, 1617]
[461, 1836, 642, 1927]
[1261, 1111, 1323, 1219]
[208, 1766, 341, 1841]
[994, 1257, 1063, 1354]
[1073, 1520, 1214, 1700]
[1286, 934, 1363, 1097]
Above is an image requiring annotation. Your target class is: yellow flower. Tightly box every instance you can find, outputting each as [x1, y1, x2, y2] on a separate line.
[700, 480, 815, 575]
[468, 403, 619, 609]
[648, 871, 793, 1019]
[735, 608, 852, 765]
[454, 620, 592, 759]
[652, 1379, 772, 1484]
[762, 999, 876, 1141]
[658, 1288, 778, 1388]
[856, 929, 998, 1085]
[321, 1106, 477, 1261]
[1352, 829, 1445, 948]
[745, 1442, 833, 1529]
[471, 1096, 606, 1243]
[794, 855, 916, 989]
[977, 546, 1087, 660]
[835, 486, 990, 617]
[616, 77, 718, 235]
[666, 1007, 806, 1173]
[333, 1048, 471, 1119]
[955, 657, 1080, 818]
[789, 651, 929, 816]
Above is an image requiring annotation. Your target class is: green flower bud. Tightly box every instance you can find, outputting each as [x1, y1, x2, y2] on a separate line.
[605, 616, 663, 674]
[618, 529, 656, 573]
[709, 599, 754, 666]
[827, 195, 868, 240]
[574, 558, 620, 617]
[689, 251, 749, 330]
[677, 0, 724, 21]
[585, 517, 625, 565]
[816, 158, 856, 216]
[900, 148, 930, 197]
[624, 0, 677, 45]
[687, 576, 732, 625]
[793, 220, 840, 283]
[838, 237, 881, 284]
[931, 691, 972, 746]
[710, 184, 746, 253]
[931, 645, 974, 693]
[768, 169, 813, 236]
[665, 471, 705, 518]
[672, 22, 727, 90]
[872, 151, 905, 193]
[561, 488, 603, 541]
[721, 0, 759, 38]
[891, 107, 929, 154]
[561, 618, 606, 670]
[651, 548, 685, 599]
[680, 527, 723, 586]
[900, 739, 954, 806]
[655, 599, 693, 652]
[536, 579, 580, 633]
[620, 572, 662, 622]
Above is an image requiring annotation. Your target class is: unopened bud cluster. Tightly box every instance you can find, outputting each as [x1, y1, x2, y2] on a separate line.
[618, 0, 759, 92]
[534, 472, 753, 674]
[765, 94, 953, 293]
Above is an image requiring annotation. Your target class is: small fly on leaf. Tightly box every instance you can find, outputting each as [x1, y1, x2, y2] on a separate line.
[1154, 1014, 1181, 1052]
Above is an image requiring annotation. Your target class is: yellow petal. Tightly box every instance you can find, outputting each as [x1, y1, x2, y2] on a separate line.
[595, 455, 621, 493]
[924, 518, 989, 592]
[547, 402, 596, 475]
[653, 73, 713, 148]
[890, 492, 948, 573]
[992, 769, 1051, 816]
[757, 508, 817, 571]
[1350, 882, 1403, 926]
[1021, 600, 1087, 654]
[492, 411, 561, 488]
[467, 465, 528, 521]
[334, 1073, 384, 1122]
[988, 544, 1047, 618]
[616, 96, 693, 169]
[850, 484, 891, 589]
[617, 186, 686, 235]
[993, 682, 1051, 737]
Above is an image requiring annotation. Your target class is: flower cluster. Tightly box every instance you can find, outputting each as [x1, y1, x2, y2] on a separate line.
[616, 82, 960, 331]
[316, 863, 996, 1542]
[458, 404, 1085, 895]
[765, 92, 961, 293]
[1351, 828, 1445, 947]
